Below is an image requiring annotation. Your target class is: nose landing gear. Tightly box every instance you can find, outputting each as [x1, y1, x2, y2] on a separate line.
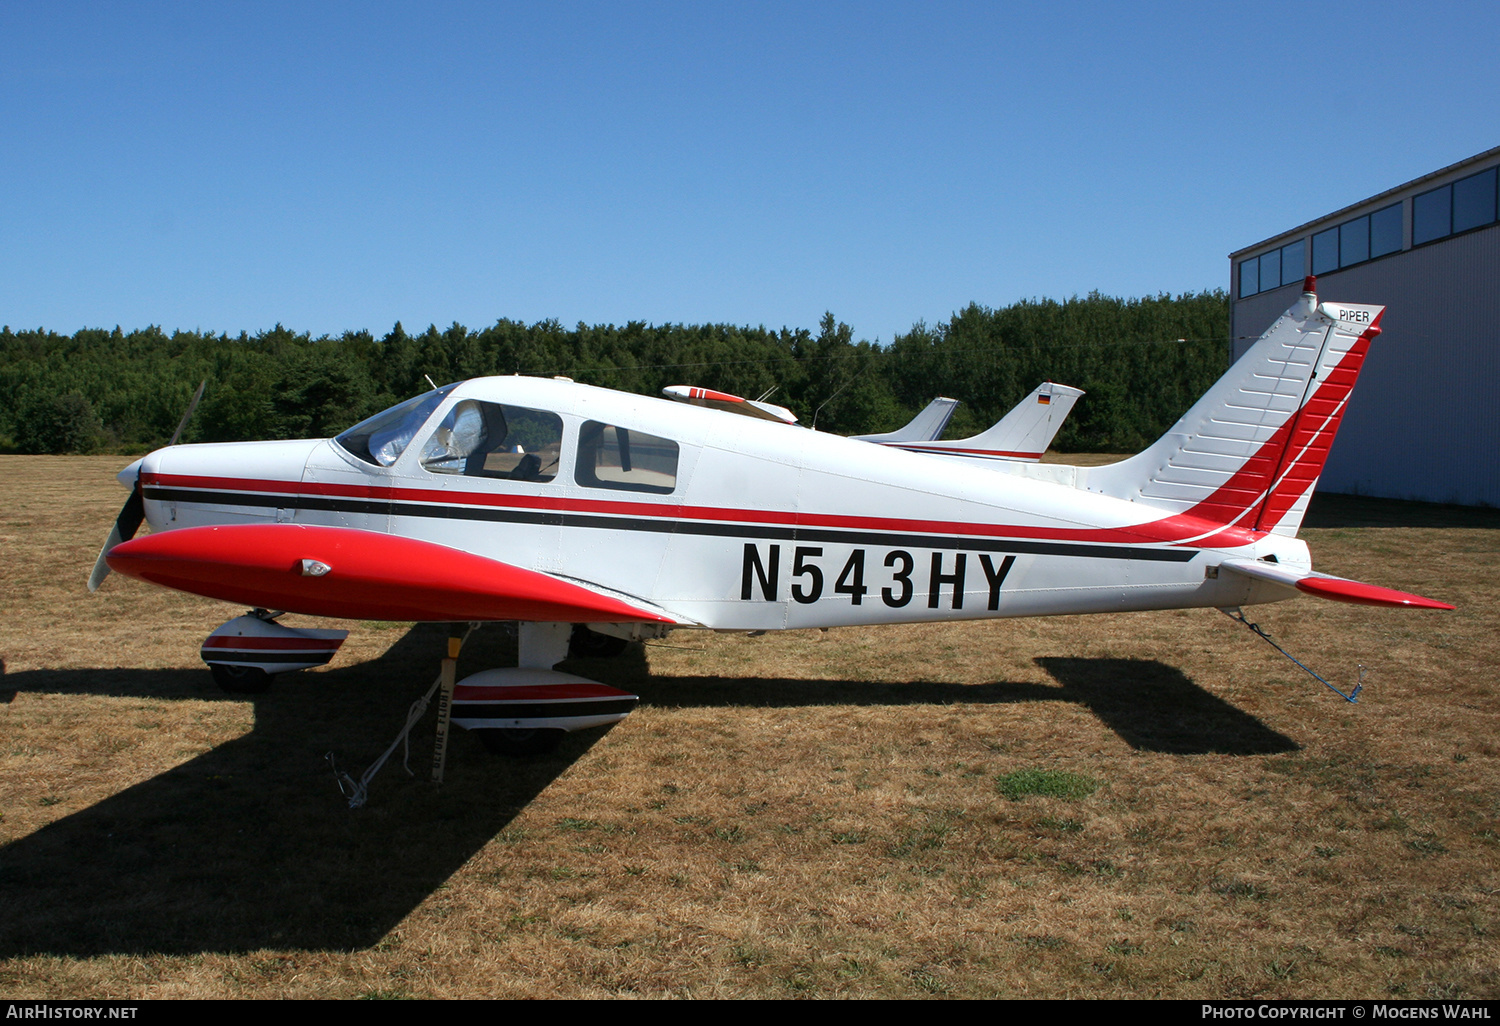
[201, 610, 348, 694]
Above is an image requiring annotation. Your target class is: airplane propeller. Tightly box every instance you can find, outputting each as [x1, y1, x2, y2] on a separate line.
[87, 478, 144, 592]
[87, 379, 205, 592]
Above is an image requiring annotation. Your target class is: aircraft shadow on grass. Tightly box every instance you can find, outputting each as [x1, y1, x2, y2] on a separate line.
[0, 625, 1293, 957]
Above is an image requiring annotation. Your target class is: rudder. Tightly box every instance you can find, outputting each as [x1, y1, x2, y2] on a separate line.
[1085, 278, 1383, 538]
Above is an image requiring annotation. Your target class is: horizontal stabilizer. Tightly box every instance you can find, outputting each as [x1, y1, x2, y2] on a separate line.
[1219, 558, 1453, 610]
[106, 524, 683, 623]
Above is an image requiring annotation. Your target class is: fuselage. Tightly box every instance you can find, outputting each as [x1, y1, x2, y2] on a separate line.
[132, 376, 1309, 629]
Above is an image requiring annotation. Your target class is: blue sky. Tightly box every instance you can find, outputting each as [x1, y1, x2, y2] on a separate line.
[3, 1, 1496, 343]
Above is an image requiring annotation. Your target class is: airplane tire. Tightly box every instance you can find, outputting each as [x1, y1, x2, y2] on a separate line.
[210, 664, 275, 694]
[568, 625, 629, 659]
[474, 728, 565, 756]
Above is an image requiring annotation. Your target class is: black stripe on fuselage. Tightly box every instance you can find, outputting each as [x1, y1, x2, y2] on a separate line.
[145, 486, 1197, 563]
[451, 698, 638, 720]
[199, 651, 337, 665]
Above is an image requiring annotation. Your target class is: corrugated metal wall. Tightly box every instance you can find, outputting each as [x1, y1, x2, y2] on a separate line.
[1231, 224, 1500, 507]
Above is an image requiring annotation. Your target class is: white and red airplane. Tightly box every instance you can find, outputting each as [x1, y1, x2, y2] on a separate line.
[90, 277, 1452, 752]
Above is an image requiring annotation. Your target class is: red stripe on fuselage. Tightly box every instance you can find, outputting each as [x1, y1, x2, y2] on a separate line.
[201, 636, 344, 651]
[144, 470, 1265, 550]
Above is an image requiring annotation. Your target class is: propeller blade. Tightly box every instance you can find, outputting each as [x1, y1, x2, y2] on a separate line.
[90, 380, 203, 591]
[87, 482, 145, 592]
[168, 379, 207, 447]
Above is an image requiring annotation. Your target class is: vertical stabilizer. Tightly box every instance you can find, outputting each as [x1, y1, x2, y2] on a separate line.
[1085, 278, 1382, 537]
[947, 381, 1085, 461]
[853, 396, 961, 443]
[871, 382, 1083, 462]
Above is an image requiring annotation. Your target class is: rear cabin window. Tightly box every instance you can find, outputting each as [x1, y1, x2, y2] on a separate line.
[419, 400, 564, 482]
[575, 421, 679, 494]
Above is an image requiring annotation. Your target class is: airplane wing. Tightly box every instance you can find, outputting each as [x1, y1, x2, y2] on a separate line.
[1217, 558, 1453, 609]
[851, 397, 961, 443]
[661, 385, 798, 425]
[105, 523, 690, 624]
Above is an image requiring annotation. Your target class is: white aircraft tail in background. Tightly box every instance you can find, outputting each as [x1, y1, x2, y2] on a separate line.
[869, 382, 1083, 463]
[851, 396, 961, 444]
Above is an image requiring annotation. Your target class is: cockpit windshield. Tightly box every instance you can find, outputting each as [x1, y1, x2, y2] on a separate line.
[334, 384, 457, 466]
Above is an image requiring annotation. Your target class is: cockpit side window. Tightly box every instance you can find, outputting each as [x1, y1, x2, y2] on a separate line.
[420, 400, 564, 482]
[575, 421, 679, 494]
[335, 385, 457, 467]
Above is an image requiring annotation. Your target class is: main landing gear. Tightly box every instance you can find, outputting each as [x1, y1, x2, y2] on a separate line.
[450, 622, 644, 757]
[200, 610, 348, 694]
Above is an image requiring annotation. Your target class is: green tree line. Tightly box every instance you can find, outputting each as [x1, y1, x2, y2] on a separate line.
[0, 290, 1228, 455]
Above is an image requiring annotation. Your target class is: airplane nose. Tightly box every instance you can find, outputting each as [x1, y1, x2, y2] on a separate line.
[116, 457, 145, 490]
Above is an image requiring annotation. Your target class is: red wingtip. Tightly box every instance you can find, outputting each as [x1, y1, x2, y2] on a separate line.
[1303, 275, 1317, 295]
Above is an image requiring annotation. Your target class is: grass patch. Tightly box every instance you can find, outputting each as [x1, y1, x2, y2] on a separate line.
[1210, 876, 1273, 902]
[1039, 816, 1083, 832]
[996, 768, 1099, 801]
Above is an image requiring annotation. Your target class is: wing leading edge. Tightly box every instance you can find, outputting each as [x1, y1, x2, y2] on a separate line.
[105, 524, 684, 624]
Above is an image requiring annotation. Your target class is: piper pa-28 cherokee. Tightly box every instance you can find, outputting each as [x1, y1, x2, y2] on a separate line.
[92, 278, 1452, 754]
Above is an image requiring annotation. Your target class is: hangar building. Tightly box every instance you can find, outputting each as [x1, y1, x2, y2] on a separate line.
[1229, 146, 1500, 507]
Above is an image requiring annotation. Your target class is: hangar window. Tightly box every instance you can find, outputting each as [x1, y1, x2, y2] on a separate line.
[1238, 238, 1306, 298]
[1278, 239, 1305, 285]
[1454, 166, 1498, 234]
[1413, 184, 1451, 245]
[1415, 166, 1499, 245]
[1258, 248, 1280, 293]
[1312, 226, 1339, 275]
[1339, 214, 1370, 266]
[575, 421, 679, 494]
[1312, 203, 1404, 275]
[1238, 258, 1258, 298]
[1369, 203, 1403, 257]
[419, 400, 564, 481]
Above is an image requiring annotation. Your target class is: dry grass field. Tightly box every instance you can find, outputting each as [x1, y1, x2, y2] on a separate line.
[1, 453, 1497, 999]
